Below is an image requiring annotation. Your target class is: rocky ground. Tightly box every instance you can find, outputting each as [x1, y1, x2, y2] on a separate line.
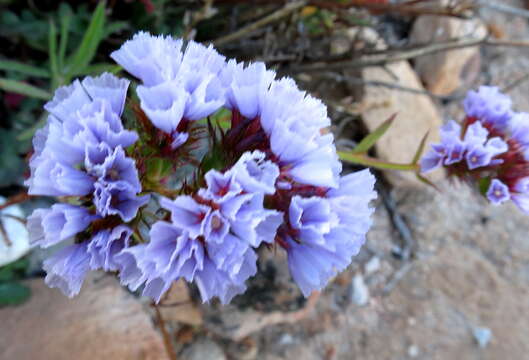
[2, 1, 529, 359]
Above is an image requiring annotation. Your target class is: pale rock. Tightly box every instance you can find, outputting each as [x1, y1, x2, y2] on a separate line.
[180, 338, 226, 360]
[364, 256, 381, 275]
[410, 16, 486, 95]
[351, 273, 369, 306]
[0, 196, 30, 267]
[473, 326, 492, 348]
[361, 60, 444, 186]
[408, 344, 419, 358]
[0, 273, 166, 360]
[278, 333, 295, 346]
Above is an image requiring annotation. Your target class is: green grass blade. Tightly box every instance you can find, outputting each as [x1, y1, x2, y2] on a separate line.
[17, 114, 47, 141]
[415, 173, 440, 191]
[411, 131, 430, 165]
[338, 151, 418, 171]
[65, 1, 106, 78]
[69, 63, 121, 77]
[352, 113, 396, 154]
[58, 6, 72, 70]
[0, 60, 50, 78]
[48, 19, 59, 86]
[0, 78, 51, 100]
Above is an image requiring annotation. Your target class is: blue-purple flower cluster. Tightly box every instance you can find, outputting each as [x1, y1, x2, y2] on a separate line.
[422, 86, 529, 213]
[26, 73, 148, 296]
[26, 32, 377, 303]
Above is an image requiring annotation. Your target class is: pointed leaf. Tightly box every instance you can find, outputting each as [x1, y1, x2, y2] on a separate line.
[338, 151, 418, 171]
[0, 60, 50, 78]
[58, 4, 72, 69]
[415, 173, 440, 191]
[48, 19, 59, 86]
[71, 63, 121, 77]
[0, 78, 51, 100]
[411, 131, 430, 164]
[352, 113, 396, 154]
[65, 1, 106, 77]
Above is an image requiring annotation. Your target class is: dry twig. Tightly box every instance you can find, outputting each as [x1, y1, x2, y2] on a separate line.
[213, 0, 307, 46]
[153, 304, 177, 360]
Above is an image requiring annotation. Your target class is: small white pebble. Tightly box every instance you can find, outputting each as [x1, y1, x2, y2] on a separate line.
[0, 197, 30, 267]
[364, 256, 381, 275]
[352, 274, 370, 306]
[408, 345, 419, 358]
[473, 327, 492, 348]
[278, 334, 294, 346]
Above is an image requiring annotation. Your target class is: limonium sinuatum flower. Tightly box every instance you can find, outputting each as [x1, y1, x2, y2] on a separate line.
[26, 31, 377, 303]
[422, 85, 529, 214]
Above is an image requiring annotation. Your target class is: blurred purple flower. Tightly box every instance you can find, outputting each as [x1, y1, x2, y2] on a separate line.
[284, 169, 376, 296]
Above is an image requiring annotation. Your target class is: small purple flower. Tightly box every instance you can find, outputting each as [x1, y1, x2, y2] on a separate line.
[43, 242, 91, 298]
[87, 225, 133, 271]
[118, 151, 283, 303]
[464, 86, 513, 132]
[510, 112, 529, 152]
[112, 32, 226, 136]
[27, 204, 97, 248]
[93, 181, 149, 222]
[486, 179, 510, 205]
[285, 169, 376, 296]
[422, 121, 507, 172]
[221, 64, 341, 188]
[89, 146, 142, 192]
[511, 177, 529, 214]
[444, 140, 466, 165]
[420, 146, 445, 172]
[44, 73, 129, 122]
[220, 60, 275, 119]
[110, 32, 184, 86]
[466, 146, 494, 170]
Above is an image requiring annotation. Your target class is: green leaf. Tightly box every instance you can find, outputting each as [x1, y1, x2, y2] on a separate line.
[338, 151, 418, 171]
[58, 4, 72, 70]
[478, 177, 491, 195]
[411, 131, 430, 165]
[17, 114, 47, 141]
[415, 173, 440, 191]
[70, 63, 121, 77]
[48, 19, 59, 86]
[0, 282, 31, 306]
[0, 78, 51, 100]
[0, 59, 50, 78]
[65, 1, 106, 78]
[103, 20, 129, 38]
[352, 113, 396, 154]
[0, 258, 29, 282]
[0, 267, 15, 282]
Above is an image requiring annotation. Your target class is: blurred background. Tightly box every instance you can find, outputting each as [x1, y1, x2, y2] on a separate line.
[1, 1, 529, 359]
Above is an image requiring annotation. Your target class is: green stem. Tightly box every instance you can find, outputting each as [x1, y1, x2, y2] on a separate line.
[338, 151, 419, 171]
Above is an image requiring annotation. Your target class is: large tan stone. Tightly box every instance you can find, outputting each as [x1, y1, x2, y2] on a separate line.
[361, 61, 444, 186]
[410, 16, 486, 95]
[0, 273, 167, 360]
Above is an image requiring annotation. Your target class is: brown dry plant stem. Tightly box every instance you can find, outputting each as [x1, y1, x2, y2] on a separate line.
[289, 37, 529, 73]
[213, 0, 307, 46]
[215, 0, 474, 18]
[0, 192, 31, 211]
[0, 220, 11, 247]
[153, 304, 178, 360]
